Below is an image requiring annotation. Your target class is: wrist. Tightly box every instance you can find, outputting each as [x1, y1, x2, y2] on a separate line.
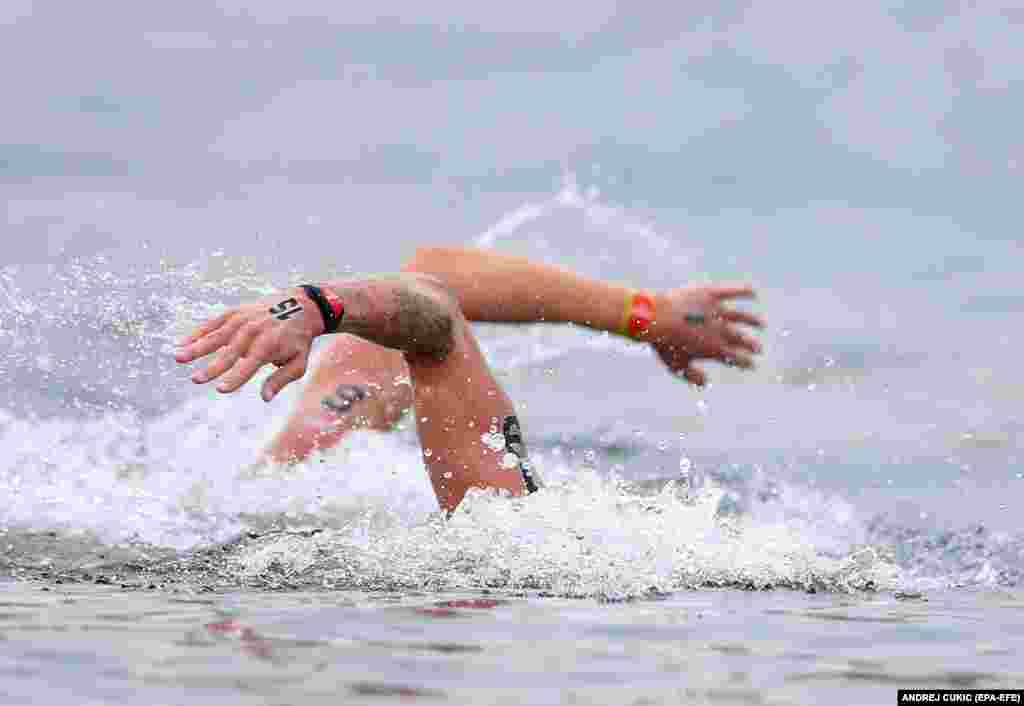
[618, 289, 658, 340]
[297, 284, 346, 337]
[291, 288, 326, 337]
[640, 292, 670, 342]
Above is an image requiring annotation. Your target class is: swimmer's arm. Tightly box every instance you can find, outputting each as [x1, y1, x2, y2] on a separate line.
[402, 246, 764, 385]
[320, 275, 456, 359]
[175, 274, 457, 400]
[402, 246, 633, 332]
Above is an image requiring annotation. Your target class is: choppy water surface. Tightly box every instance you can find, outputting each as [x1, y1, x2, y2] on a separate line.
[3, 2, 1024, 703]
[1, 582, 1022, 706]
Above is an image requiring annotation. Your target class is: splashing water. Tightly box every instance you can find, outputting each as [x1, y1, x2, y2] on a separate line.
[233, 471, 896, 599]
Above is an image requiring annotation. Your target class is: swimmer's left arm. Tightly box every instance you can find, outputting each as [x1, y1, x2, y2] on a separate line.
[403, 247, 764, 386]
[642, 285, 763, 386]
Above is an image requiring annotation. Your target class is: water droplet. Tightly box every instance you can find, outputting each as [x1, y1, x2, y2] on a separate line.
[582, 449, 598, 468]
[657, 441, 669, 452]
[679, 457, 692, 473]
[481, 433, 505, 452]
[423, 448, 433, 458]
[442, 471, 453, 479]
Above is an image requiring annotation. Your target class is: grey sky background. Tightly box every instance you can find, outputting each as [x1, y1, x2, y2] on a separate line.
[1, 1, 1021, 266]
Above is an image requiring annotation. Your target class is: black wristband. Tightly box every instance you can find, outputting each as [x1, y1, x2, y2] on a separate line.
[300, 284, 342, 333]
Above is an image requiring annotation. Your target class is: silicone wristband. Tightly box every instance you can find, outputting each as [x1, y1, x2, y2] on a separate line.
[620, 291, 655, 339]
[300, 284, 345, 333]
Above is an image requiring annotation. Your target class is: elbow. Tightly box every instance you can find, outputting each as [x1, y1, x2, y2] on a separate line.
[405, 315, 455, 360]
[396, 275, 458, 361]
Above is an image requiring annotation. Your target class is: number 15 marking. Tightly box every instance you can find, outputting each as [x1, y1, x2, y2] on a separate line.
[269, 297, 303, 321]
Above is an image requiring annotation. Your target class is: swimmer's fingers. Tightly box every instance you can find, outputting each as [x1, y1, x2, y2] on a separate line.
[721, 348, 755, 370]
[212, 328, 301, 393]
[177, 310, 235, 347]
[719, 309, 764, 329]
[176, 317, 245, 363]
[215, 355, 268, 394]
[721, 326, 762, 354]
[683, 365, 706, 387]
[710, 284, 756, 301]
[192, 323, 261, 384]
[261, 356, 308, 402]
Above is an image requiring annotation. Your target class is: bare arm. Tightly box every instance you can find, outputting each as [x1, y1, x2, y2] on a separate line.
[315, 275, 455, 359]
[175, 273, 455, 401]
[403, 246, 630, 332]
[403, 246, 764, 385]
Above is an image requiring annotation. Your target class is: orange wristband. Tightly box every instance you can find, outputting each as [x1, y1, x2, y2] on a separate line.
[620, 291, 655, 339]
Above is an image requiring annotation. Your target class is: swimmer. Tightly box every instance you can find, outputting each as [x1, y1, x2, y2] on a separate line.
[174, 247, 763, 513]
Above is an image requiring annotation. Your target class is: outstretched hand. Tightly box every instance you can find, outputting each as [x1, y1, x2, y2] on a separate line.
[647, 285, 764, 386]
[173, 290, 321, 402]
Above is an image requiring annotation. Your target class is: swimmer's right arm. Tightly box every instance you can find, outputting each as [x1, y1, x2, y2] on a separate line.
[174, 273, 458, 401]
[402, 246, 764, 386]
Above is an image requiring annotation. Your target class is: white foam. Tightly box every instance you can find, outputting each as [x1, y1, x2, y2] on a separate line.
[232, 469, 898, 598]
